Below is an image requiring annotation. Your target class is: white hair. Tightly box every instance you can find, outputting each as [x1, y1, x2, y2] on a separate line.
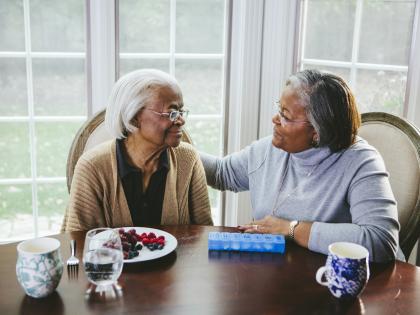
[105, 69, 182, 139]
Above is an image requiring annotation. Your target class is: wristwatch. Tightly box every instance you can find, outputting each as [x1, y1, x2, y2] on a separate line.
[288, 220, 300, 241]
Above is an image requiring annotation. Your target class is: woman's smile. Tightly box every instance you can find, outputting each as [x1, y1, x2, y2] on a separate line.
[167, 128, 183, 137]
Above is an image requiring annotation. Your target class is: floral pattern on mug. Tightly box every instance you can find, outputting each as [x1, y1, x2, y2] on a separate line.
[16, 246, 63, 298]
[324, 254, 369, 299]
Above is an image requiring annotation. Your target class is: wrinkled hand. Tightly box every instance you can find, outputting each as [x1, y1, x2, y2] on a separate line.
[238, 215, 290, 235]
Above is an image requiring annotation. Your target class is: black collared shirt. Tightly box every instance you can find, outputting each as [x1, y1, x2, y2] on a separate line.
[116, 139, 169, 226]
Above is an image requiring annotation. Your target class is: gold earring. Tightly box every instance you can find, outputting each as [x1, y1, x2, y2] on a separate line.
[311, 136, 319, 147]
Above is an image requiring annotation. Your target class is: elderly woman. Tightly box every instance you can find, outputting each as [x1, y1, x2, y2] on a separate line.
[62, 69, 213, 232]
[202, 69, 400, 263]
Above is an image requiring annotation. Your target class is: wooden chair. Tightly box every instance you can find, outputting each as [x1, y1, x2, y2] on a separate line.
[66, 109, 193, 193]
[359, 112, 420, 260]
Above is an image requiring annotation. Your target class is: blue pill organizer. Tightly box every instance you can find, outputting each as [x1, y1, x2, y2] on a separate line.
[208, 232, 285, 253]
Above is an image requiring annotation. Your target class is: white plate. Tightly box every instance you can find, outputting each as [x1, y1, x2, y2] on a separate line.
[118, 227, 178, 263]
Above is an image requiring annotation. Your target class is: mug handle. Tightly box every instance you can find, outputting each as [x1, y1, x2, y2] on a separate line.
[316, 266, 329, 286]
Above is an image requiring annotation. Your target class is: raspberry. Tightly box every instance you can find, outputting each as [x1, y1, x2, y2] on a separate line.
[141, 232, 147, 239]
[157, 239, 165, 245]
[129, 229, 137, 235]
[157, 235, 165, 241]
[148, 232, 156, 239]
[118, 228, 125, 234]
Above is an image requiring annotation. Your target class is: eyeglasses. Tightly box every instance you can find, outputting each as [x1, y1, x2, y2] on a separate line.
[145, 109, 189, 122]
[273, 101, 310, 126]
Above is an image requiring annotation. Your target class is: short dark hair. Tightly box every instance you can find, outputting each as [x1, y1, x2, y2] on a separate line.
[286, 69, 361, 152]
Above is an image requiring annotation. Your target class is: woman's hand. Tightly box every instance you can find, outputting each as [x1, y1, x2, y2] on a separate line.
[238, 215, 290, 235]
[238, 216, 312, 248]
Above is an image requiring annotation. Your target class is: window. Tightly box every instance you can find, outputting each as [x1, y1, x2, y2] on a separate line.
[0, 0, 86, 241]
[298, 0, 416, 116]
[0, 0, 228, 241]
[118, 0, 228, 224]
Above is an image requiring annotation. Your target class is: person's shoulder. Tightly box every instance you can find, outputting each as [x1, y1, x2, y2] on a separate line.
[342, 136, 385, 170]
[345, 136, 380, 158]
[79, 139, 115, 166]
[172, 141, 199, 161]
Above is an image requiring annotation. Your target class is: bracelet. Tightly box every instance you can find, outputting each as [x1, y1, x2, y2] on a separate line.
[288, 220, 299, 241]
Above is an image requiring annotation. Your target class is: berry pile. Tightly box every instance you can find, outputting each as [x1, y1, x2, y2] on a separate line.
[118, 228, 166, 260]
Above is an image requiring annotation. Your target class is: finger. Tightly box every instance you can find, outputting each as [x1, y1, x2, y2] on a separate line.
[238, 224, 253, 230]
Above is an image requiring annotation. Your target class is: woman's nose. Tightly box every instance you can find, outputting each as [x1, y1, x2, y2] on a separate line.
[272, 113, 281, 125]
[173, 115, 185, 126]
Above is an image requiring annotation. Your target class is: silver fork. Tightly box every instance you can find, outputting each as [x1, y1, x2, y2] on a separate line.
[67, 239, 79, 278]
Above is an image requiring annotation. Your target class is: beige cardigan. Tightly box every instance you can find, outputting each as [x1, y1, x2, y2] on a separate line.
[62, 140, 213, 232]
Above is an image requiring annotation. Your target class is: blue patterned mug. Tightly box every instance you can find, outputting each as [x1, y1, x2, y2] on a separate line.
[316, 242, 370, 299]
[16, 237, 63, 298]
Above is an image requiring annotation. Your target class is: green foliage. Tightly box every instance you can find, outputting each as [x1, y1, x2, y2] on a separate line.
[0, 122, 31, 178]
[0, 185, 32, 219]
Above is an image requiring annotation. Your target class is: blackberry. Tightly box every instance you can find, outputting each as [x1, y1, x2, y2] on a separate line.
[135, 244, 143, 251]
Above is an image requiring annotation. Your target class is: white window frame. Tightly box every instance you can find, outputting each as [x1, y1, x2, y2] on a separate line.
[296, 0, 420, 127]
[89, 0, 229, 225]
[0, 0, 87, 239]
[3, 0, 418, 237]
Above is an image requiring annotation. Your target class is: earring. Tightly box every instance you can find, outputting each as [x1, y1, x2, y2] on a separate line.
[311, 136, 319, 147]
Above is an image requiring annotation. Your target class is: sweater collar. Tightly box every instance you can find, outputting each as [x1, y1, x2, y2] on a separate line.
[290, 146, 332, 167]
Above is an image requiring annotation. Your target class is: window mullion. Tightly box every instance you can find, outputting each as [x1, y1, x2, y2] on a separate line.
[169, 0, 176, 75]
[349, 0, 364, 89]
[88, 0, 116, 114]
[405, 0, 420, 127]
[23, 0, 39, 238]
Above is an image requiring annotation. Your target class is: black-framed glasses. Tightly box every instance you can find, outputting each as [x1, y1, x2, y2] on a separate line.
[145, 109, 189, 122]
[273, 101, 310, 126]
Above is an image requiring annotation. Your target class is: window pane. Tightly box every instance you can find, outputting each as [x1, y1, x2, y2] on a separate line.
[36, 122, 83, 177]
[120, 59, 169, 76]
[30, 0, 85, 52]
[37, 183, 68, 236]
[176, 0, 225, 53]
[304, 0, 356, 61]
[176, 59, 223, 115]
[302, 64, 351, 83]
[208, 188, 221, 224]
[0, 58, 27, 116]
[354, 69, 406, 115]
[0, 122, 30, 178]
[119, 0, 170, 53]
[0, 0, 25, 51]
[0, 184, 33, 241]
[32, 58, 86, 116]
[187, 120, 222, 156]
[359, 1, 415, 65]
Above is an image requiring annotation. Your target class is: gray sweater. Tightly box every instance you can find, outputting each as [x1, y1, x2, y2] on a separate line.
[201, 136, 400, 262]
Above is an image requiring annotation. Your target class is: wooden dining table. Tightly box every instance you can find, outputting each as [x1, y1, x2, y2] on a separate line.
[1, 225, 419, 315]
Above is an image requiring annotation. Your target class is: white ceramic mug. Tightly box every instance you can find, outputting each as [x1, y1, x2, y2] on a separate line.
[316, 242, 370, 299]
[16, 237, 63, 298]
